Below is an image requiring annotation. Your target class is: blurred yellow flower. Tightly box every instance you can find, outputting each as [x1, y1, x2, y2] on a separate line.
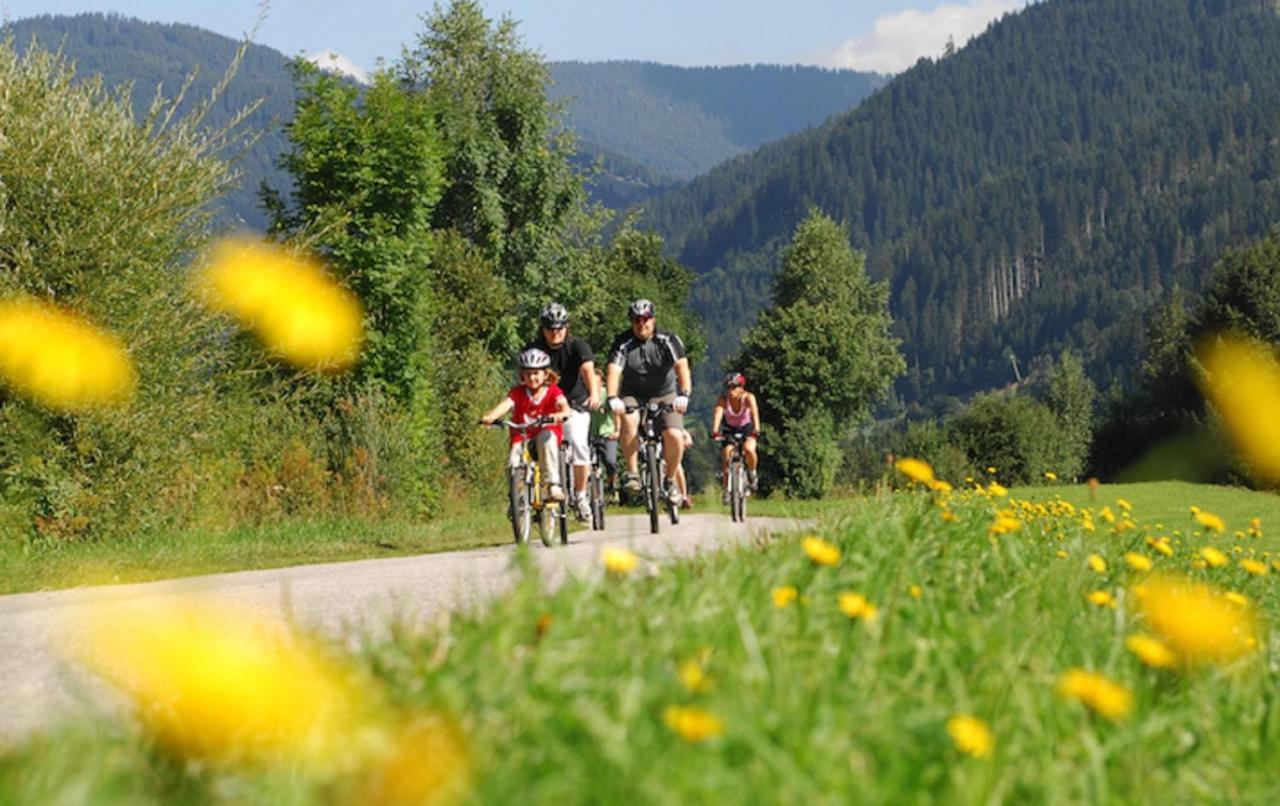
[1116, 498, 1132, 512]
[987, 482, 1008, 497]
[803, 536, 841, 567]
[1086, 590, 1116, 609]
[986, 466, 997, 474]
[1087, 554, 1107, 573]
[1132, 575, 1258, 666]
[838, 592, 878, 621]
[1241, 558, 1269, 576]
[1125, 634, 1176, 670]
[1224, 591, 1249, 607]
[1125, 552, 1153, 571]
[1044, 471, 1058, 481]
[1196, 333, 1280, 485]
[930, 479, 953, 493]
[1200, 546, 1228, 568]
[895, 457, 934, 485]
[359, 715, 471, 806]
[1057, 669, 1133, 722]
[1194, 510, 1227, 534]
[663, 705, 724, 743]
[989, 514, 1021, 535]
[946, 714, 994, 759]
[677, 660, 711, 693]
[1056, 550, 1069, 559]
[80, 600, 357, 765]
[197, 237, 364, 372]
[602, 546, 640, 576]
[1146, 537, 1174, 557]
[909, 584, 923, 600]
[941, 509, 958, 523]
[0, 298, 136, 412]
[772, 585, 799, 608]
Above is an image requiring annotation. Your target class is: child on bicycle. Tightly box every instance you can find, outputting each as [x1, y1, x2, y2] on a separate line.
[711, 372, 760, 502]
[479, 348, 572, 501]
[589, 367, 621, 494]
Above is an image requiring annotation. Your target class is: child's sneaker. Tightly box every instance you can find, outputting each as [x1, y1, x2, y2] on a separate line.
[547, 484, 565, 502]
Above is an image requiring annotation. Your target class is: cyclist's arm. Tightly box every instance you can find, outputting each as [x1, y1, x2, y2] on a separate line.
[605, 361, 622, 399]
[552, 393, 573, 422]
[748, 392, 762, 435]
[480, 397, 514, 425]
[674, 357, 692, 396]
[711, 397, 725, 434]
[581, 360, 599, 406]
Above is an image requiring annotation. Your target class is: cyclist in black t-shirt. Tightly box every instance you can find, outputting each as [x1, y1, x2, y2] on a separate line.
[605, 298, 692, 508]
[525, 302, 600, 522]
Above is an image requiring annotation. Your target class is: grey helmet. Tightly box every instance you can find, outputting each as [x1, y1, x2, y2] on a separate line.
[628, 298, 656, 319]
[539, 302, 569, 329]
[517, 348, 552, 370]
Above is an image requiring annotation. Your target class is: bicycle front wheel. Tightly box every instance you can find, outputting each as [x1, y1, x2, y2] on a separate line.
[590, 467, 606, 530]
[536, 502, 554, 547]
[733, 462, 747, 522]
[509, 468, 531, 544]
[645, 443, 661, 535]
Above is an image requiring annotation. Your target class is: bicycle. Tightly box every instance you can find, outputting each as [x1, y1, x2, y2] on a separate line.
[587, 435, 614, 530]
[486, 419, 569, 547]
[716, 431, 758, 523]
[626, 401, 680, 534]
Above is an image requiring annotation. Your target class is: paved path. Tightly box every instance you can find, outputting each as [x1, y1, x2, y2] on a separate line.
[0, 512, 801, 744]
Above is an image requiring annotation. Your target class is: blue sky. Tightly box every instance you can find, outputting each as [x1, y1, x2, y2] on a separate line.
[4, 0, 1027, 76]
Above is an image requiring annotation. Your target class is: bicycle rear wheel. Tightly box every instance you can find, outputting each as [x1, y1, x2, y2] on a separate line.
[509, 468, 531, 544]
[558, 499, 570, 544]
[536, 502, 554, 546]
[644, 442, 661, 534]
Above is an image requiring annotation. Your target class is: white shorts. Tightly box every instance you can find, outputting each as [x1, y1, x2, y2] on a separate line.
[563, 409, 591, 466]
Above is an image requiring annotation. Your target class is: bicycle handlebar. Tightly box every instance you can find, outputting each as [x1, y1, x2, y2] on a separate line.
[483, 418, 554, 430]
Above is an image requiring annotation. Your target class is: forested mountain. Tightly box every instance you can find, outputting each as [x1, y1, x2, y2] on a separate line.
[548, 62, 885, 183]
[6, 13, 298, 230]
[643, 0, 1280, 411]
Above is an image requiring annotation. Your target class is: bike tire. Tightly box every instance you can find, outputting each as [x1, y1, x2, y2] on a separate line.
[645, 443, 661, 535]
[590, 468, 606, 530]
[734, 463, 747, 522]
[536, 501, 554, 547]
[509, 468, 531, 544]
[558, 499, 570, 545]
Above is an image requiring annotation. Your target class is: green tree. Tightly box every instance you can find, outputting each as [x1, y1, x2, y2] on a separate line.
[946, 393, 1072, 486]
[736, 210, 904, 497]
[1042, 350, 1096, 480]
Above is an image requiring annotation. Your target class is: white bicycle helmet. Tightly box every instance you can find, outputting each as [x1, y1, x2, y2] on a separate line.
[540, 302, 570, 329]
[518, 348, 552, 370]
[628, 298, 656, 319]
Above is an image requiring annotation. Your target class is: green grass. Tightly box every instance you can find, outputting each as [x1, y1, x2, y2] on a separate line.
[6, 481, 1280, 801]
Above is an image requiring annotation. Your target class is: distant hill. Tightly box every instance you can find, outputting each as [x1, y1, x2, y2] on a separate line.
[6, 13, 298, 230]
[548, 61, 885, 184]
[642, 0, 1280, 411]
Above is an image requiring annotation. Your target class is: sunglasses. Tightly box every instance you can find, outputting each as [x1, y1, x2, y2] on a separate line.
[630, 314, 654, 322]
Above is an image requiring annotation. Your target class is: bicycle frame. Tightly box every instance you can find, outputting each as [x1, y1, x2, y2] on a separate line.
[626, 401, 677, 534]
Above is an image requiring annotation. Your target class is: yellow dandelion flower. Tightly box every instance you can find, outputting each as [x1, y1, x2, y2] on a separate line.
[1132, 575, 1258, 666]
[1125, 633, 1176, 670]
[930, 479, 953, 493]
[602, 546, 640, 576]
[1116, 498, 1132, 512]
[941, 509, 959, 523]
[1056, 668, 1133, 722]
[1200, 546, 1228, 568]
[1193, 510, 1227, 534]
[1044, 471, 1058, 481]
[1224, 591, 1249, 607]
[1056, 550, 1069, 559]
[1146, 536, 1174, 557]
[946, 714, 994, 759]
[1086, 590, 1116, 609]
[1099, 506, 1116, 524]
[79, 600, 358, 765]
[358, 716, 471, 806]
[837, 592, 878, 622]
[909, 584, 923, 600]
[1240, 558, 1268, 576]
[772, 585, 799, 608]
[1195, 334, 1280, 485]
[986, 466, 997, 474]
[677, 660, 711, 693]
[803, 536, 841, 567]
[663, 705, 724, 743]
[197, 237, 364, 372]
[0, 298, 136, 412]
[989, 515, 1021, 535]
[895, 457, 935, 485]
[1087, 554, 1107, 573]
[987, 482, 1008, 497]
[1125, 552, 1153, 571]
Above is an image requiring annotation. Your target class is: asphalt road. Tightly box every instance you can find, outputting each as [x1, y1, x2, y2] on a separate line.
[0, 512, 802, 745]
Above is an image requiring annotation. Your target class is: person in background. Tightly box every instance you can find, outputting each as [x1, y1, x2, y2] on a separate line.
[479, 348, 571, 501]
[711, 372, 760, 503]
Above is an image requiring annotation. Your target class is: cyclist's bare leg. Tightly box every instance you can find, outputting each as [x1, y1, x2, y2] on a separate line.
[662, 427, 684, 483]
[620, 411, 640, 474]
[744, 437, 759, 470]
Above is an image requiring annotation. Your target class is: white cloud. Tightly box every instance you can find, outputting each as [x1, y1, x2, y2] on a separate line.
[306, 50, 369, 84]
[822, 0, 1025, 73]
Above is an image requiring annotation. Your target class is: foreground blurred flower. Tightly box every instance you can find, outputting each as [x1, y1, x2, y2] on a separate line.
[0, 298, 136, 412]
[663, 705, 724, 742]
[837, 592, 879, 622]
[602, 546, 639, 576]
[1125, 552, 1154, 571]
[1125, 633, 1177, 670]
[1194, 510, 1226, 534]
[1087, 554, 1108, 573]
[772, 585, 799, 608]
[1044, 471, 1058, 481]
[358, 716, 471, 806]
[1196, 333, 1280, 485]
[802, 536, 841, 566]
[1241, 558, 1269, 576]
[1132, 575, 1258, 666]
[946, 714, 994, 759]
[1199, 546, 1228, 568]
[1057, 669, 1133, 722]
[677, 660, 712, 693]
[1086, 590, 1116, 609]
[197, 237, 364, 372]
[895, 457, 934, 485]
[80, 601, 358, 765]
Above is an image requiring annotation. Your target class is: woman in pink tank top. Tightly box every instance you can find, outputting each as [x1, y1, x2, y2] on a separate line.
[711, 372, 761, 501]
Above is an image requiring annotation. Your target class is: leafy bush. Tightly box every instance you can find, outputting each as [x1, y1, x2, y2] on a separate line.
[946, 393, 1074, 485]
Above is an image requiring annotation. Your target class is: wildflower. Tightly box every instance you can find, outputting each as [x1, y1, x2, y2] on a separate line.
[1195, 334, 1280, 485]
[359, 715, 471, 805]
[1146, 536, 1174, 557]
[1200, 547, 1228, 568]
[677, 660, 711, 693]
[941, 509, 958, 523]
[0, 298, 136, 412]
[1086, 590, 1116, 609]
[1087, 554, 1107, 573]
[987, 482, 1008, 497]
[909, 584, 923, 600]
[1057, 669, 1133, 722]
[930, 479, 953, 493]
[772, 585, 799, 609]
[1249, 517, 1263, 538]
[1224, 591, 1249, 607]
[946, 714, 994, 759]
[895, 457, 935, 485]
[663, 705, 724, 743]
[1099, 506, 1116, 524]
[80, 600, 358, 765]
[602, 547, 639, 576]
[1117, 498, 1132, 512]
[989, 514, 1021, 535]
[1044, 471, 1058, 481]
[1125, 634, 1176, 669]
[1125, 552, 1153, 571]
[1194, 510, 1226, 534]
[1241, 558, 1268, 576]
[1056, 550, 1069, 559]
[803, 536, 841, 567]
[1132, 575, 1258, 666]
[838, 592, 879, 622]
[197, 237, 364, 372]
[986, 466, 997, 474]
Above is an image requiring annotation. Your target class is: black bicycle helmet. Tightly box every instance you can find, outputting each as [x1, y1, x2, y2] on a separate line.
[518, 348, 552, 370]
[724, 372, 746, 388]
[628, 298, 656, 319]
[540, 302, 569, 329]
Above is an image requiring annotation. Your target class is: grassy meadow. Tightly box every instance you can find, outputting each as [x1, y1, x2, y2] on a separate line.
[4, 479, 1280, 802]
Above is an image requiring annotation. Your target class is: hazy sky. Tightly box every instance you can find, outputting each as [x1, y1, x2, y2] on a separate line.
[4, 0, 1028, 76]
